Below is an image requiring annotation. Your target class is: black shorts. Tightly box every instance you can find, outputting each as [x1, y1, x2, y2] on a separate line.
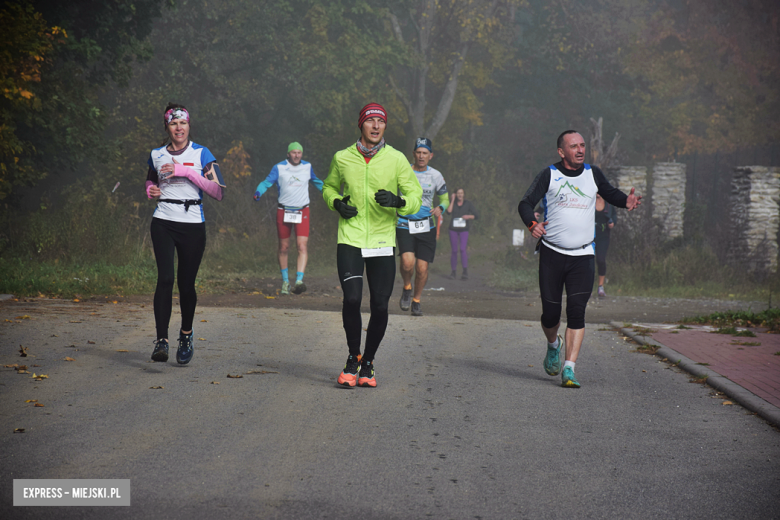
[396, 224, 437, 263]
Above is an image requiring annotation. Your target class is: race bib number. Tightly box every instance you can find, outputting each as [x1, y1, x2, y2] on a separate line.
[361, 247, 394, 258]
[453, 218, 466, 228]
[283, 210, 303, 224]
[409, 218, 430, 234]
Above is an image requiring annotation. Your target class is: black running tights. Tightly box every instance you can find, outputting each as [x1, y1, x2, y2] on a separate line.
[538, 243, 594, 330]
[337, 243, 396, 361]
[150, 218, 206, 340]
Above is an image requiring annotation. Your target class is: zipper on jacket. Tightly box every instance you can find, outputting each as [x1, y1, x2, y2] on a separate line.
[365, 158, 370, 246]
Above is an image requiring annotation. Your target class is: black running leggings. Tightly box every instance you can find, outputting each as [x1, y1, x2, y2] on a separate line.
[538, 243, 594, 330]
[595, 229, 610, 276]
[150, 218, 206, 340]
[337, 243, 396, 361]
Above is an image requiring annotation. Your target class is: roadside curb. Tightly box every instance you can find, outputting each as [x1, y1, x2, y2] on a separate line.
[611, 321, 780, 428]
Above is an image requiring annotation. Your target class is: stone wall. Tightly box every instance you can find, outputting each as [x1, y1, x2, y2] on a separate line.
[652, 162, 687, 239]
[727, 166, 780, 273]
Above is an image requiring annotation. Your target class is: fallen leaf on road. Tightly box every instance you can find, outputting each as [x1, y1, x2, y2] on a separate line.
[527, 365, 534, 367]
[642, 370, 647, 373]
[51, 334, 58, 337]
[25, 399, 37, 403]
[211, 381, 220, 385]
[14, 428, 25, 433]
[64, 357, 75, 361]
[722, 401, 734, 405]
[34, 403, 44, 407]
[112, 301, 118, 304]
[69, 320, 82, 323]
[87, 341, 95, 344]
[265, 296, 276, 299]
[246, 370, 279, 375]
[15, 315, 30, 320]
[198, 338, 206, 341]
[19, 345, 28, 357]
[5, 364, 19, 368]
[73, 299, 80, 302]
[31, 373, 48, 380]
[149, 386, 164, 389]
[116, 349, 128, 352]
[201, 320, 208, 322]
[227, 374, 243, 378]
[32, 364, 40, 367]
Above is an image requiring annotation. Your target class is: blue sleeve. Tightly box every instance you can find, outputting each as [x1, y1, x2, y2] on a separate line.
[254, 165, 279, 198]
[310, 169, 324, 192]
[200, 147, 217, 166]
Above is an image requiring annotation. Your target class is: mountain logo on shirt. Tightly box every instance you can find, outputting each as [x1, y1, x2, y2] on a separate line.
[555, 181, 592, 199]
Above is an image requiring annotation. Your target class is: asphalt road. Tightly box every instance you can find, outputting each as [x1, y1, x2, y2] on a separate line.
[1, 300, 779, 519]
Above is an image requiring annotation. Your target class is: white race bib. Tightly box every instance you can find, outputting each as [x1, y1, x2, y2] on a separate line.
[361, 247, 394, 258]
[283, 210, 303, 224]
[453, 218, 466, 228]
[409, 218, 431, 234]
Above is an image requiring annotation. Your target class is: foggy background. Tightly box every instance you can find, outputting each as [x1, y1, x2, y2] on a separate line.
[1, 0, 778, 298]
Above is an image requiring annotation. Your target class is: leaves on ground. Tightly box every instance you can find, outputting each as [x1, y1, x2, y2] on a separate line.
[34, 403, 44, 407]
[722, 401, 734, 405]
[731, 341, 761, 346]
[64, 357, 75, 361]
[19, 345, 28, 357]
[15, 315, 30, 320]
[116, 349, 128, 352]
[69, 320, 82, 323]
[149, 386, 164, 389]
[30, 373, 48, 380]
[227, 374, 243, 378]
[14, 428, 25, 433]
[87, 340, 95, 344]
[245, 370, 279, 375]
[25, 399, 37, 403]
[200, 319, 208, 322]
[211, 381, 220, 384]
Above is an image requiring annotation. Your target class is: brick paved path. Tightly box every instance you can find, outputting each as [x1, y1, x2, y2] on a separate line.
[650, 326, 780, 408]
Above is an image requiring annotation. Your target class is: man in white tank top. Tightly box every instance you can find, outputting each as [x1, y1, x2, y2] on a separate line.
[518, 131, 642, 388]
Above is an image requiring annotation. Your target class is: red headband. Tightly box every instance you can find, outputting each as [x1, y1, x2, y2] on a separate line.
[358, 103, 387, 129]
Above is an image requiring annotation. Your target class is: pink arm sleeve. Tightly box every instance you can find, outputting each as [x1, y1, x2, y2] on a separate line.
[146, 180, 156, 199]
[173, 163, 223, 201]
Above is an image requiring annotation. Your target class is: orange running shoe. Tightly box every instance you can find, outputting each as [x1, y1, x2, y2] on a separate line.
[358, 359, 376, 388]
[337, 355, 361, 387]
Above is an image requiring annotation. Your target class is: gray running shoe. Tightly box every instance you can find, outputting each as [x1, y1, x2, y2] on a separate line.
[411, 301, 423, 317]
[400, 287, 412, 311]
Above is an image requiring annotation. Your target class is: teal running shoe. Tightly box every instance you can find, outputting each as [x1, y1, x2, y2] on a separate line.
[561, 366, 581, 388]
[543, 334, 563, 376]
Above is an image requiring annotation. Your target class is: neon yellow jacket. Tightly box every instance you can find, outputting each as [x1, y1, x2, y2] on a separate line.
[323, 143, 423, 249]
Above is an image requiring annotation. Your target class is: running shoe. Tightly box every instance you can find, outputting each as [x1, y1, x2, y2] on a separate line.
[358, 359, 376, 387]
[176, 331, 194, 365]
[411, 301, 423, 317]
[561, 366, 581, 388]
[449, 271, 457, 279]
[598, 286, 606, 298]
[292, 281, 307, 294]
[461, 268, 469, 280]
[281, 281, 290, 295]
[543, 334, 563, 376]
[400, 287, 412, 311]
[151, 339, 169, 362]
[337, 354, 361, 387]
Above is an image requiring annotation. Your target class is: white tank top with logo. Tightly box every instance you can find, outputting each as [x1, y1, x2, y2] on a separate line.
[541, 164, 597, 256]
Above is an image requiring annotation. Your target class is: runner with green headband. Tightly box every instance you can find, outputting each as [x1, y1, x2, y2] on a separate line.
[254, 142, 323, 295]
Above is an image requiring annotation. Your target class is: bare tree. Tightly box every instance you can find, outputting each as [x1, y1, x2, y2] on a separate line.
[588, 117, 620, 170]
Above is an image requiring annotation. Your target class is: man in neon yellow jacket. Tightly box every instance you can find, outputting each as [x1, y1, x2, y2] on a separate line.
[323, 102, 422, 388]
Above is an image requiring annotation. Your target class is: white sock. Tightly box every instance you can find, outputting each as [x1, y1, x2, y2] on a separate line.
[547, 338, 559, 349]
[564, 360, 575, 369]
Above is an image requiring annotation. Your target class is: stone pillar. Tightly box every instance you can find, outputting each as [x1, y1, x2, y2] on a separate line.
[652, 162, 686, 239]
[728, 166, 780, 273]
[614, 166, 647, 195]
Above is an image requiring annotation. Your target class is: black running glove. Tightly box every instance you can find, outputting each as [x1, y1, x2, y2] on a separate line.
[374, 189, 405, 208]
[334, 195, 358, 219]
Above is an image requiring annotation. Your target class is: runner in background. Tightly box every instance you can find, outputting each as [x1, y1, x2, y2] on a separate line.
[446, 188, 479, 280]
[594, 193, 616, 298]
[323, 103, 422, 388]
[397, 137, 448, 317]
[146, 103, 225, 365]
[254, 142, 323, 295]
[518, 130, 640, 388]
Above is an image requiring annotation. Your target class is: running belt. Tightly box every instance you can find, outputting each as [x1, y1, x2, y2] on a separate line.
[159, 199, 202, 212]
[538, 237, 594, 252]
